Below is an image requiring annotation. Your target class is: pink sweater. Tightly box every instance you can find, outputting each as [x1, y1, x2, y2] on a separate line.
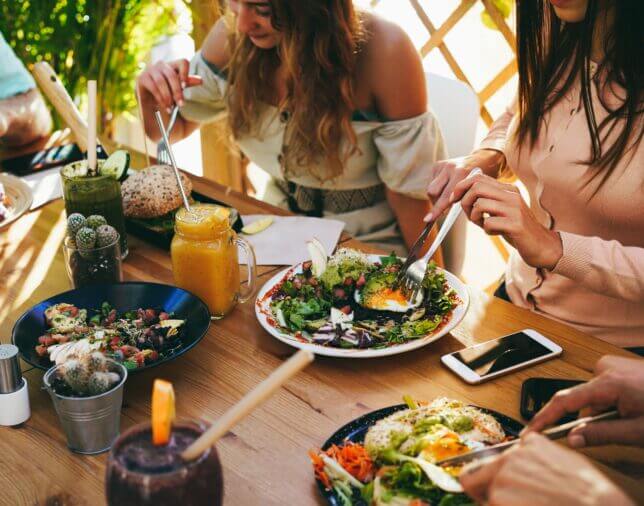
[480, 64, 644, 347]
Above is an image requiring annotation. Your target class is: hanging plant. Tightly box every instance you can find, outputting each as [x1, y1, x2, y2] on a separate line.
[0, 0, 179, 133]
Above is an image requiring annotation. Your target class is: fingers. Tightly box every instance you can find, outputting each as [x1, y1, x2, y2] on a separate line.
[460, 454, 507, 504]
[138, 60, 193, 110]
[425, 166, 452, 221]
[567, 417, 644, 448]
[469, 198, 510, 226]
[525, 378, 618, 434]
[159, 62, 185, 107]
[171, 59, 190, 85]
[185, 75, 203, 87]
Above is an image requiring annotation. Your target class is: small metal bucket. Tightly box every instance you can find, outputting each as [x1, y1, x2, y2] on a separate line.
[43, 360, 127, 455]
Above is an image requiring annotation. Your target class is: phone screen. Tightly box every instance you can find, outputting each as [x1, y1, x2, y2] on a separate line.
[451, 332, 553, 378]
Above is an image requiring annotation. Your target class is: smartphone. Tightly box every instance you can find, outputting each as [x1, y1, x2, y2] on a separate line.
[441, 329, 563, 384]
[0, 143, 107, 176]
[520, 378, 584, 422]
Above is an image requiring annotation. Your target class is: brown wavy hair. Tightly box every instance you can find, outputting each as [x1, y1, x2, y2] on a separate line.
[224, 1, 365, 181]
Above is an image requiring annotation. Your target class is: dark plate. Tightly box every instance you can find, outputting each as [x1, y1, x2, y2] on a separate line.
[125, 190, 244, 250]
[318, 403, 524, 505]
[12, 281, 211, 373]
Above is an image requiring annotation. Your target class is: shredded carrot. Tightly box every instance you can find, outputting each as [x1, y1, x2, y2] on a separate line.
[309, 442, 375, 489]
[325, 442, 375, 483]
[308, 449, 332, 490]
[410, 500, 429, 506]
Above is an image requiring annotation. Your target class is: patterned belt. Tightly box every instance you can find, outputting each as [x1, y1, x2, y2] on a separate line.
[275, 179, 386, 217]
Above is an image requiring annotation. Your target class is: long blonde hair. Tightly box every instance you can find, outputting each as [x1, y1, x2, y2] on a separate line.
[224, 0, 365, 181]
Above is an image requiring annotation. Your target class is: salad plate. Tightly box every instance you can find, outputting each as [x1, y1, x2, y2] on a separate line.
[255, 249, 469, 358]
[12, 282, 211, 373]
[311, 398, 524, 506]
[0, 173, 33, 230]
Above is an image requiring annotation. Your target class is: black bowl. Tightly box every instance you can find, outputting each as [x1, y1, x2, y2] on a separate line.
[318, 403, 524, 505]
[12, 282, 211, 373]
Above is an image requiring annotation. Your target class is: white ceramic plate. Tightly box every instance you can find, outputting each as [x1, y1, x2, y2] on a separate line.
[255, 254, 469, 358]
[0, 173, 33, 229]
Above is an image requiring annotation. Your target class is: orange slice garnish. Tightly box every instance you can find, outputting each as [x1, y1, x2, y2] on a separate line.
[152, 379, 175, 446]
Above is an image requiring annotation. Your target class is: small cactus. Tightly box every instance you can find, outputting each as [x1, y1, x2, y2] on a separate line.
[75, 227, 97, 250]
[83, 351, 107, 372]
[60, 358, 91, 395]
[67, 213, 86, 235]
[59, 352, 120, 396]
[95, 224, 118, 247]
[86, 214, 107, 229]
[87, 371, 121, 396]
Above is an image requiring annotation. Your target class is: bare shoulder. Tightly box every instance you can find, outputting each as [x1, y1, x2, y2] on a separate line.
[200, 17, 232, 68]
[360, 13, 427, 119]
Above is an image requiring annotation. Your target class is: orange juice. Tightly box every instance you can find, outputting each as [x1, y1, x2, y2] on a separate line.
[171, 204, 247, 317]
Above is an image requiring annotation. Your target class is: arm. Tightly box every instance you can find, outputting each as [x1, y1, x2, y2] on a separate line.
[0, 88, 52, 147]
[366, 19, 441, 259]
[551, 232, 644, 302]
[136, 18, 230, 143]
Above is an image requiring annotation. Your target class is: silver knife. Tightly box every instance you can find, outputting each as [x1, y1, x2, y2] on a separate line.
[436, 410, 619, 468]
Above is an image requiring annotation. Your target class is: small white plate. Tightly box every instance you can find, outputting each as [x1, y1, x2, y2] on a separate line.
[0, 173, 33, 230]
[255, 254, 469, 358]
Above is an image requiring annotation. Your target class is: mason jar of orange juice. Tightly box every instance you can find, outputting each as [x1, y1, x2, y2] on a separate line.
[171, 204, 256, 318]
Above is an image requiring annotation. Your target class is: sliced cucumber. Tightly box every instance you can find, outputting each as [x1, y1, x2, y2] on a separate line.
[61, 160, 89, 178]
[100, 150, 130, 181]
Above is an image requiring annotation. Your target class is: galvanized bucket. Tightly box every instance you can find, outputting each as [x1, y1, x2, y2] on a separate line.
[43, 360, 127, 454]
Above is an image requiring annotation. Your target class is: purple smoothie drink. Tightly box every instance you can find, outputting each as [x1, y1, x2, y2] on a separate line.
[105, 421, 223, 506]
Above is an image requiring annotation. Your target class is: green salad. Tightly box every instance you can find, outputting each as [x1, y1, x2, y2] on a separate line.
[310, 397, 508, 506]
[268, 248, 458, 349]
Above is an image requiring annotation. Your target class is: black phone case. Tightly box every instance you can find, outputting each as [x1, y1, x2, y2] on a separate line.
[520, 377, 584, 421]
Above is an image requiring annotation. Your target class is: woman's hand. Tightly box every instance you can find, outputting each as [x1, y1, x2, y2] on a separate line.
[450, 173, 563, 269]
[425, 149, 505, 221]
[525, 355, 644, 447]
[136, 59, 203, 112]
[459, 433, 635, 506]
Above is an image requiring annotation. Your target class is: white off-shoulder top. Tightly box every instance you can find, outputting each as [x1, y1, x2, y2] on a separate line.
[181, 52, 447, 254]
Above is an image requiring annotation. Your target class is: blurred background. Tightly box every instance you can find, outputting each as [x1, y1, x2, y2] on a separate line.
[0, 0, 515, 290]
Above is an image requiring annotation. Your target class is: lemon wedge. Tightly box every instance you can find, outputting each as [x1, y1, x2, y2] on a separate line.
[242, 216, 274, 235]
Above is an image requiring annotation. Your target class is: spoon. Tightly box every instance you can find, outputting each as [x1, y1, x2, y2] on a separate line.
[153, 110, 191, 212]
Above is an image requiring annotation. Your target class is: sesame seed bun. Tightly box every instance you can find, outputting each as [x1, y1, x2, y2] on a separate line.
[122, 165, 193, 218]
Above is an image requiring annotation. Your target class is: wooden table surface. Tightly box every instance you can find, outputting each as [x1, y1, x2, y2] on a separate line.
[1, 164, 643, 505]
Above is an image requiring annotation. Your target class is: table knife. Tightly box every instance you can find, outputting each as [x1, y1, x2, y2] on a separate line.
[436, 410, 619, 468]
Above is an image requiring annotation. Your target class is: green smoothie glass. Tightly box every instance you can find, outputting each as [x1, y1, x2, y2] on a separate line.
[61, 161, 128, 258]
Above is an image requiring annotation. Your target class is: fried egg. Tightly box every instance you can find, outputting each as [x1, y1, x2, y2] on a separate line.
[364, 397, 505, 461]
[355, 288, 423, 312]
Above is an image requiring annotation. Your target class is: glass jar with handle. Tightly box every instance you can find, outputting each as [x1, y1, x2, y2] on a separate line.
[171, 204, 256, 318]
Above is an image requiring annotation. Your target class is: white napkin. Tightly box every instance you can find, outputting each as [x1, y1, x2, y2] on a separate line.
[239, 215, 345, 265]
[22, 167, 63, 209]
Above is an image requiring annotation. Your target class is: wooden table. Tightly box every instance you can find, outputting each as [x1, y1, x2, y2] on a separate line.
[1, 167, 643, 506]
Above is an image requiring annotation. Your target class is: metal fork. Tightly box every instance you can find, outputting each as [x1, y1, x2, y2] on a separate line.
[156, 105, 179, 165]
[398, 168, 483, 299]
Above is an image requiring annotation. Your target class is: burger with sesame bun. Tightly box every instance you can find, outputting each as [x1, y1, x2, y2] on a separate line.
[121, 165, 193, 232]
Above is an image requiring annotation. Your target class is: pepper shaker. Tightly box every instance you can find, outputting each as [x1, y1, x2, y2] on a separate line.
[0, 344, 31, 426]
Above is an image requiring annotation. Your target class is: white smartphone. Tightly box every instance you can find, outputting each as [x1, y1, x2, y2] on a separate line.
[441, 329, 563, 384]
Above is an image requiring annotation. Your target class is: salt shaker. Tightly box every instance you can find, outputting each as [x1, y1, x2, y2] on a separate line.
[0, 344, 31, 426]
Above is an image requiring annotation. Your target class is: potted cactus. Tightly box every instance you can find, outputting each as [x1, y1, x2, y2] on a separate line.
[63, 212, 122, 288]
[44, 352, 128, 454]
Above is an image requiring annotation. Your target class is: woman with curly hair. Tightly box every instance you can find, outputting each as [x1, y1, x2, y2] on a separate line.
[137, 0, 446, 257]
